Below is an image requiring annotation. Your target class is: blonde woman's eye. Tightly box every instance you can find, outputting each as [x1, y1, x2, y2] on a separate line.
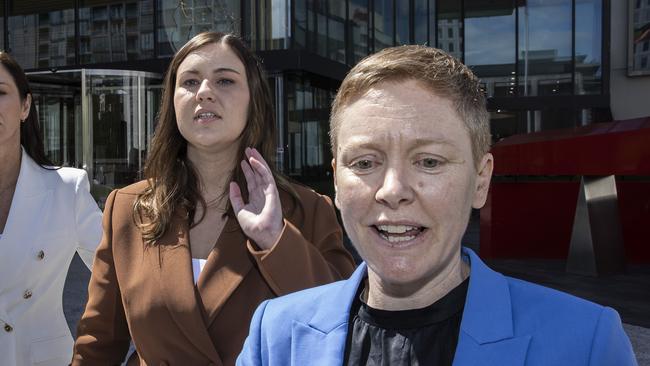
[416, 157, 440, 169]
[352, 159, 374, 170]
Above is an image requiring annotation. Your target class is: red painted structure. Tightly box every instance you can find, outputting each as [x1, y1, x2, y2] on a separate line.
[481, 117, 650, 263]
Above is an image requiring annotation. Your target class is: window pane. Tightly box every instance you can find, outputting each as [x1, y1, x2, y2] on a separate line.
[396, 0, 409, 45]
[490, 110, 522, 142]
[306, 0, 327, 54]
[349, 0, 369, 63]
[429, 0, 436, 47]
[317, 11, 327, 56]
[79, 1, 154, 64]
[328, 1, 346, 62]
[492, 108, 576, 140]
[437, 0, 462, 60]
[517, 0, 572, 96]
[157, 0, 240, 57]
[29, 76, 81, 166]
[294, 0, 307, 48]
[414, 0, 428, 45]
[465, 0, 516, 97]
[286, 74, 336, 198]
[0, 0, 4, 51]
[374, 0, 394, 51]
[9, 1, 75, 69]
[575, 0, 602, 94]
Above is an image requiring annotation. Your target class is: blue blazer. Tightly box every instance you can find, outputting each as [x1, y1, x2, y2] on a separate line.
[237, 248, 637, 366]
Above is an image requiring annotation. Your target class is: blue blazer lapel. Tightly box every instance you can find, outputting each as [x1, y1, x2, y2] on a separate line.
[288, 250, 532, 366]
[453, 248, 531, 366]
[290, 264, 367, 366]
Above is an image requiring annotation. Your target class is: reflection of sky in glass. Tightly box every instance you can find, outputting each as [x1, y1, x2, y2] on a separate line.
[575, 0, 601, 63]
[465, 0, 601, 67]
[466, 15, 515, 65]
[518, 0, 572, 59]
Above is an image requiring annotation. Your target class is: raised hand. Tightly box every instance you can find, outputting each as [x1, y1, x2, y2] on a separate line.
[229, 147, 284, 250]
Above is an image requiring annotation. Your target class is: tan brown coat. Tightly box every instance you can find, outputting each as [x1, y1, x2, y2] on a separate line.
[72, 180, 355, 366]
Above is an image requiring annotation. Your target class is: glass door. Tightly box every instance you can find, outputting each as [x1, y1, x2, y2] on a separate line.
[81, 69, 161, 208]
[28, 71, 83, 167]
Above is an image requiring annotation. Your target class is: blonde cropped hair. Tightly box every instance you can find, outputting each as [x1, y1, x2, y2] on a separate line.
[330, 45, 491, 166]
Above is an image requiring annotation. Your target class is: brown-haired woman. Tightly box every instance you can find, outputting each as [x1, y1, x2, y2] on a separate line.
[0, 52, 103, 365]
[72, 32, 355, 366]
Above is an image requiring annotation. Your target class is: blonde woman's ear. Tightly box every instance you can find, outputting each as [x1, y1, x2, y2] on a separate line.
[331, 158, 341, 209]
[472, 153, 494, 209]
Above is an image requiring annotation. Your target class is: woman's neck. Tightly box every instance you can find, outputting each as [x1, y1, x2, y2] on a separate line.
[366, 254, 470, 311]
[0, 141, 22, 192]
[186, 145, 238, 204]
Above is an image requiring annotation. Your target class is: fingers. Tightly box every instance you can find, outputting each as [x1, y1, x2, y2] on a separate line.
[247, 147, 272, 172]
[229, 182, 244, 213]
[240, 158, 258, 195]
[245, 148, 275, 187]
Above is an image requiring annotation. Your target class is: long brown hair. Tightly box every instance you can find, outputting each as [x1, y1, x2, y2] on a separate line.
[134, 32, 297, 245]
[0, 52, 54, 168]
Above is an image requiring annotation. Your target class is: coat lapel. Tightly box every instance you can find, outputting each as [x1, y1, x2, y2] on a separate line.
[0, 152, 51, 287]
[156, 213, 222, 365]
[290, 264, 366, 365]
[453, 248, 531, 366]
[288, 250, 531, 366]
[197, 216, 254, 327]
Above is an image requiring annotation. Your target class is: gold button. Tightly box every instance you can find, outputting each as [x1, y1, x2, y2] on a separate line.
[4, 324, 12, 332]
[23, 290, 32, 299]
[37, 250, 45, 260]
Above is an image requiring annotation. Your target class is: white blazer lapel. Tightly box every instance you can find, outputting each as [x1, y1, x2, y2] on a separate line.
[453, 248, 531, 366]
[0, 151, 52, 288]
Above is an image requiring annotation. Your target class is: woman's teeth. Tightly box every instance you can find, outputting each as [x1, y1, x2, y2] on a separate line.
[195, 112, 217, 119]
[375, 225, 422, 242]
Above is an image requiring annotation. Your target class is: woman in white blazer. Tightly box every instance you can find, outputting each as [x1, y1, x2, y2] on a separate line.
[0, 52, 103, 365]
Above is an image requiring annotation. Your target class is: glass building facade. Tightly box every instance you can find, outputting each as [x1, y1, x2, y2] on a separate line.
[1, 0, 610, 201]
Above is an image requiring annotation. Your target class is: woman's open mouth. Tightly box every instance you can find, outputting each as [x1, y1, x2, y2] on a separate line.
[373, 224, 425, 243]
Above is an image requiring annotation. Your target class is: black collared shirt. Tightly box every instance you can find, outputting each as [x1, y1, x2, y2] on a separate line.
[343, 278, 469, 366]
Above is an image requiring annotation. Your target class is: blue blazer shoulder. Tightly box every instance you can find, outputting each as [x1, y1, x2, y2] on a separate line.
[237, 248, 637, 366]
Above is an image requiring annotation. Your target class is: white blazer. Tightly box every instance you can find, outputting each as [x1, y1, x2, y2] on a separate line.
[0, 149, 103, 366]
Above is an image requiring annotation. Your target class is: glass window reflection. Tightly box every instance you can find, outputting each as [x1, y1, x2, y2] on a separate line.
[517, 0, 572, 96]
[328, 1, 346, 62]
[349, 0, 370, 63]
[286, 74, 336, 198]
[414, 0, 428, 45]
[465, 0, 516, 97]
[9, 1, 75, 69]
[575, 0, 602, 94]
[396, 0, 410, 45]
[157, 0, 240, 57]
[79, 1, 154, 63]
[294, 0, 307, 48]
[305, 0, 327, 55]
[437, 0, 462, 60]
[374, 0, 394, 51]
[0, 0, 4, 51]
[29, 74, 81, 167]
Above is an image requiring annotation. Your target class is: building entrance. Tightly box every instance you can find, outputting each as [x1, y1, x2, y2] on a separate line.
[27, 69, 162, 208]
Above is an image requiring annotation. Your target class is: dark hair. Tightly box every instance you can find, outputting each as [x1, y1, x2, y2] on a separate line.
[0, 52, 53, 167]
[134, 32, 298, 245]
